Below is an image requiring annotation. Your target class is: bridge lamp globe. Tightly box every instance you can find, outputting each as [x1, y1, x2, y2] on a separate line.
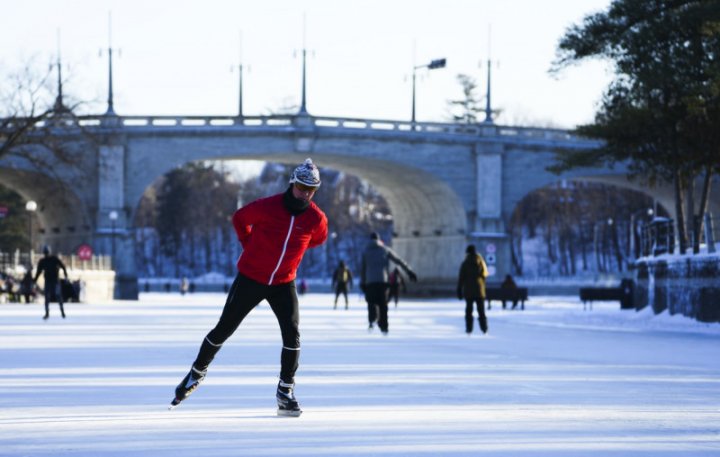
[25, 200, 37, 254]
[109, 210, 119, 268]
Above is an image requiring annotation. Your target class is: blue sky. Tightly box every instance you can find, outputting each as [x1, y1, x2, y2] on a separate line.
[1, 0, 613, 128]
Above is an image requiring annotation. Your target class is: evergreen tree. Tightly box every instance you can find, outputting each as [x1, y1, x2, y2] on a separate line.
[446, 74, 484, 124]
[551, 0, 720, 253]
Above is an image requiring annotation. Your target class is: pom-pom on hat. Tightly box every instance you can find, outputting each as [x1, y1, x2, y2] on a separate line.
[289, 158, 321, 187]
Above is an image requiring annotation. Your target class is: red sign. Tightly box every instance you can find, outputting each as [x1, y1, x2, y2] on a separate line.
[77, 244, 93, 261]
[0, 206, 8, 218]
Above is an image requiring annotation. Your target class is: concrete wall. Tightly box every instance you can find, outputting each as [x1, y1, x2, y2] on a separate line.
[634, 254, 720, 323]
[35, 269, 116, 303]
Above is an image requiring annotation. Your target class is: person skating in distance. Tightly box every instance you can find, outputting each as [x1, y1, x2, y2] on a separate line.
[34, 246, 69, 319]
[360, 232, 417, 334]
[171, 158, 328, 417]
[331, 260, 353, 310]
[457, 244, 489, 334]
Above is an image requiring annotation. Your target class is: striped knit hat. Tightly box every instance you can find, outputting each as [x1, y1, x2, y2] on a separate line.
[289, 158, 321, 187]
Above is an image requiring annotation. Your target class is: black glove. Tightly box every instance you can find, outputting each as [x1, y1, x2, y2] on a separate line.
[457, 288, 463, 300]
[407, 270, 418, 282]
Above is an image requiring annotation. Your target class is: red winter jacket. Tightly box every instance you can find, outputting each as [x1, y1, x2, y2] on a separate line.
[232, 193, 328, 285]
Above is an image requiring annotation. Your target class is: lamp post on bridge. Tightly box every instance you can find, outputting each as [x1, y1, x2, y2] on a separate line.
[109, 210, 118, 269]
[411, 58, 447, 125]
[25, 201, 37, 259]
[629, 208, 654, 262]
[594, 217, 614, 274]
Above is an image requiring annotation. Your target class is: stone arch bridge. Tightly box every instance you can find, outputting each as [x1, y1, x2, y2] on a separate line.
[2, 113, 708, 298]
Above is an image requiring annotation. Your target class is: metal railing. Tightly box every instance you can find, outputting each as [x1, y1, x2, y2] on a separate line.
[640, 218, 676, 256]
[0, 251, 112, 273]
[639, 213, 719, 256]
[2, 113, 593, 144]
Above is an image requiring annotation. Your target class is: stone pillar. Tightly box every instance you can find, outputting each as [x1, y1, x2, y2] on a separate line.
[294, 113, 315, 153]
[392, 234, 466, 279]
[473, 144, 509, 282]
[98, 144, 138, 299]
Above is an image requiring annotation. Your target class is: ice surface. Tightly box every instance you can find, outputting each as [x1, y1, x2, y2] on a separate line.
[1, 293, 718, 456]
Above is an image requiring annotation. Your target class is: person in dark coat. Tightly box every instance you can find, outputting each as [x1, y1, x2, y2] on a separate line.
[33, 246, 69, 319]
[20, 268, 36, 304]
[360, 232, 417, 334]
[331, 260, 353, 310]
[457, 244, 488, 334]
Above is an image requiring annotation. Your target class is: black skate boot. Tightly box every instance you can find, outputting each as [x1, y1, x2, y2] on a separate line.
[276, 380, 302, 417]
[170, 366, 206, 409]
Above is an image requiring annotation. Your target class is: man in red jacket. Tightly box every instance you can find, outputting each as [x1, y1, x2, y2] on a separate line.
[171, 158, 328, 416]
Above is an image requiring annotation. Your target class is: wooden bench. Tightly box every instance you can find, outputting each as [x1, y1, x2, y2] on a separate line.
[579, 281, 634, 310]
[486, 287, 529, 310]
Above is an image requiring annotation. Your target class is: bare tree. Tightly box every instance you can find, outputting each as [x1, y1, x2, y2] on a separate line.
[1, 59, 91, 175]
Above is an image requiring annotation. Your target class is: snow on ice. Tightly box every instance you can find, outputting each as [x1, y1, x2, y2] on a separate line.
[0, 292, 718, 456]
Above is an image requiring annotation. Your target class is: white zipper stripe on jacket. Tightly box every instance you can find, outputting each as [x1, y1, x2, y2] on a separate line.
[268, 215, 295, 285]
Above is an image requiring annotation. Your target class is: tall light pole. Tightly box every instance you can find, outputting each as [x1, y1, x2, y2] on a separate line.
[235, 30, 245, 118]
[109, 210, 118, 269]
[629, 208, 654, 261]
[25, 201, 37, 256]
[411, 58, 447, 124]
[594, 217, 614, 274]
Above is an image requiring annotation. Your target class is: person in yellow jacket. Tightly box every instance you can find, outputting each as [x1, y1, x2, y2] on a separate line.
[456, 244, 488, 334]
[331, 260, 353, 309]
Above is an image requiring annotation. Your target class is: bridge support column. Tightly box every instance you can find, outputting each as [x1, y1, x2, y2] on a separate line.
[467, 232, 510, 283]
[97, 144, 138, 300]
[392, 234, 466, 295]
[474, 145, 510, 282]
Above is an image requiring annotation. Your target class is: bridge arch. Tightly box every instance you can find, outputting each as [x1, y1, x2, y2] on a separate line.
[0, 164, 92, 254]
[126, 144, 468, 282]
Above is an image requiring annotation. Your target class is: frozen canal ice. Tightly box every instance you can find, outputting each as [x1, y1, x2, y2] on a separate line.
[1, 292, 719, 456]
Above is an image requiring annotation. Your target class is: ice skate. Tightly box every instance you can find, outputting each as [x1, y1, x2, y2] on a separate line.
[276, 380, 302, 417]
[169, 366, 206, 409]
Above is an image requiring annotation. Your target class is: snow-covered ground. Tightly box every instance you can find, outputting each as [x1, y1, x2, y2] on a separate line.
[1, 292, 719, 456]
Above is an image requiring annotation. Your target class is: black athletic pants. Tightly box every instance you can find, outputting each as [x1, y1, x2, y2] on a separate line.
[334, 283, 348, 308]
[191, 273, 300, 384]
[465, 297, 488, 333]
[365, 283, 389, 332]
[43, 279, 65, 317]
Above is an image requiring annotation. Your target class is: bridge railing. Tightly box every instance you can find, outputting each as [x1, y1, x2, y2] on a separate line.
[4, 113, 589, 143]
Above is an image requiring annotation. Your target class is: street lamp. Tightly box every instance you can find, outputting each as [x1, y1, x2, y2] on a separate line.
[109, 210, 118, 269]
[629, 208, 654, 260]
[326, 231, 338, 276]
[594, 217, 614, 274]
[411, 58, 446, 124]
[25, 200, 37, 255]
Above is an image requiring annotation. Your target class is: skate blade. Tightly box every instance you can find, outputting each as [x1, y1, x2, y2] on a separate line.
[168, 398, 182, 410]
[277, 408, 302, 417]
